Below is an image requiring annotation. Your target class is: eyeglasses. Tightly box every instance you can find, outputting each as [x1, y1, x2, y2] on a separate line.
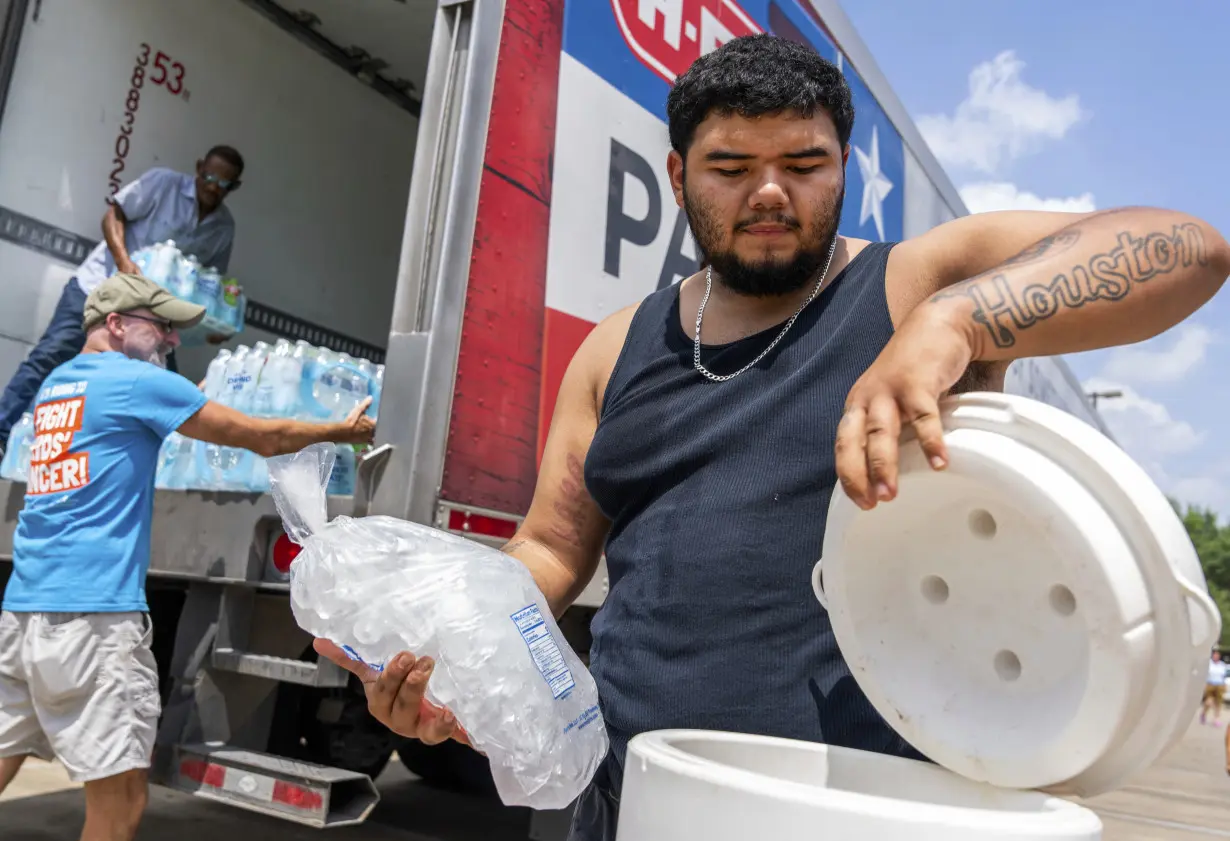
[122, 313, 174, 333]
[201, 173, 241, 192]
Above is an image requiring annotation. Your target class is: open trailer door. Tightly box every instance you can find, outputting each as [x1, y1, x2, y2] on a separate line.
[371, 0, 558, 539]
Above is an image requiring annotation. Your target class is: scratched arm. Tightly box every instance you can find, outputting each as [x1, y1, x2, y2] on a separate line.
[916, 208, 1230, 361]
[498, 311, 630, 618]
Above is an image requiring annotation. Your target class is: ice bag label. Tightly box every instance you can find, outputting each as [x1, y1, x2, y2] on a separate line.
[512, 604, 576, 699]
[341, 644, 384, 673]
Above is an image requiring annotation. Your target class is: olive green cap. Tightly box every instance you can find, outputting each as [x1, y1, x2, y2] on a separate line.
[82, 272, 206, 332]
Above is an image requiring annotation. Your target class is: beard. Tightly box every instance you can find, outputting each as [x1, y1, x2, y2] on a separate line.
[125, 341, 170, 368]
[684, 180, 844, 298]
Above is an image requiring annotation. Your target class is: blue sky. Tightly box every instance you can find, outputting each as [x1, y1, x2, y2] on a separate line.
[843, 0, 1230, 518]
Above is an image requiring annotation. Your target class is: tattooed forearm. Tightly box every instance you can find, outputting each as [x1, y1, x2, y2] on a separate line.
[996, 230, 1082, 269]
[932, 222, 1209, 350]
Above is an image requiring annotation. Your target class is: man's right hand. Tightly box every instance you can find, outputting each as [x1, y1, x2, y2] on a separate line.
[337, 396, 377, 445]
[313, 639, 471, 746]
[116, 258, 140, 276]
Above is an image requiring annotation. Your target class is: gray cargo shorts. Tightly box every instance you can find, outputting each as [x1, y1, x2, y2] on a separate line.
[0, 610, 160, 782]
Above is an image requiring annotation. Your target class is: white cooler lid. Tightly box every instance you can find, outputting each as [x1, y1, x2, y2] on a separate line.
[814, 392, 1220, 797]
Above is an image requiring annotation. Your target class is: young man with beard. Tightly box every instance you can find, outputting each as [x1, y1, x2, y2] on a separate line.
[0, 273, 375, 841]
[314, 34, 1230, 840]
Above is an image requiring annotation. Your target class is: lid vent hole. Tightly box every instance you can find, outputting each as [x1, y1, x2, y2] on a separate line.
[969, 509, 997, 539]
[994, 650, 1022, 682]
[921, 575, 950, 605]
[1049, 584, 1077, 616]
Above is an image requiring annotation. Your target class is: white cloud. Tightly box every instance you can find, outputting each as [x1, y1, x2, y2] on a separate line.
[959, 182, 1096, 215]
[1082, 378, 1203, 458]
[1099, 324, 1214, 386]
[918, 51, 1084, 174]
[1081, 376, 1227, 513]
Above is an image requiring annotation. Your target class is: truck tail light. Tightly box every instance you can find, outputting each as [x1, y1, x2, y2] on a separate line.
[272, 533, 302, 575]
[446, 508, 518, 539]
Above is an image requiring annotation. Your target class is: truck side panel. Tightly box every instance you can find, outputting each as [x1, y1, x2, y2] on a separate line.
[441, 0, 1111, 507]
[439, 0, 565, 515]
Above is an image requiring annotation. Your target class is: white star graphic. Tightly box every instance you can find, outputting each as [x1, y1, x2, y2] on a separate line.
[854, 126, 894, 241]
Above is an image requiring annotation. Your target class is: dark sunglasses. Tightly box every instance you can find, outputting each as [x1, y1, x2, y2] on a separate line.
[122, 312, 174, 333]
[201, 173, 241, 192]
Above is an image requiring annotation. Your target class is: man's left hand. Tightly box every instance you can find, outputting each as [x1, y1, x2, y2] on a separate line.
[836, 303, 974, 511]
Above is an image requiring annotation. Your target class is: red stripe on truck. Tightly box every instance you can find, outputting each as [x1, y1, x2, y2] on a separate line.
[538, 308, 600, 462]
[441, 0, 566, 515]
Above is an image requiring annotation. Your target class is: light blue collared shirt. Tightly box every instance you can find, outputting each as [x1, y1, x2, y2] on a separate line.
[75, 167, 235, 293]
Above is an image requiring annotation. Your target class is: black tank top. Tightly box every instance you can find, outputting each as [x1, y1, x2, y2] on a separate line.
[583, 241, 924, 783]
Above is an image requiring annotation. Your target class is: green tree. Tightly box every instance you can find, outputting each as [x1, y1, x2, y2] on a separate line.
[1177, 501, 1230, 649]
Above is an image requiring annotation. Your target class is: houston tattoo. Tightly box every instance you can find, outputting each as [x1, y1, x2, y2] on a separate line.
[933, 223, 1208, 349]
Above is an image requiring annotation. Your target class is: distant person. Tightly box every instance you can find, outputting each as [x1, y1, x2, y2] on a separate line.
[1224, 707, 1230, 774]
[1202, 650, 1226, 725]
[0, 145, 245, 458]
[0, 273, 374, 841]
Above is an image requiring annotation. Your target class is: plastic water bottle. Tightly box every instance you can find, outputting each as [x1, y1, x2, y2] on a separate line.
[293, 341, 319, 417]
[219, 279, 244, 331]
[251, 343, 281, 419]
[315, 354, 371, 421]
[197, 346, 250, 489]
[0, 413, 34, 481]
[267, 443, 608, 810]
[341, 362, 370, 419]
[308, 348, 340, 419]
[203, 348, 232, 400]
[171, 253, 199, 301]
[275, 341, 304, 419]
[196, 266, 222, 317]
[156, 346, 231, 492]
[144, 241, 179, 287]
[156, 432, 195, 490]
[230, 342, 269, 415]
[252, 339, 302, 420]
[327, 444, 356, 496]
[222, 344, 269, 489]
[368, 364, 384, 419]
[132, 246, 154, 277]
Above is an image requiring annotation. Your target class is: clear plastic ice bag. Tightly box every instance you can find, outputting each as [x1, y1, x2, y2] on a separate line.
[267, 444, 608, 809]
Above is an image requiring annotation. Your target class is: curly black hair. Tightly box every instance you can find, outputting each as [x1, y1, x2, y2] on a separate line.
[666, 34, 854, 158]
[204, 145, 245, 175]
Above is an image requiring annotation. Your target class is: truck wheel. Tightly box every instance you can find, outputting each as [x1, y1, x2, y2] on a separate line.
[397, 738, 498, 798]
[269, 682, 396, 780]
[306, 703, 395, 781]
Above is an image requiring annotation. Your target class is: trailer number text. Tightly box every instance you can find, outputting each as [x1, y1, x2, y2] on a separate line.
[108, 43, 190, 196]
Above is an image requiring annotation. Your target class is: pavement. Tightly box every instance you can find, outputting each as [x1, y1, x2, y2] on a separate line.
[3, 717, 1230, 839]
[1079, 716, 1230, 840]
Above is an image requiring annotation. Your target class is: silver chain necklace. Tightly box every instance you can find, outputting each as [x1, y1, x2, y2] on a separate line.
[692, 235, 839, 382]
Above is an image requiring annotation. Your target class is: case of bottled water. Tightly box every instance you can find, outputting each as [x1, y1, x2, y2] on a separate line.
[154, 339, 384, 495]
[0, 412, 34, 482]
[267, 443, 608, 809]
[129, 241, 245, 338]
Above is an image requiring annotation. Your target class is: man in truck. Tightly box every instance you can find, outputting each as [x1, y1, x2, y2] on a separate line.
[0, 272, 374, 841]
[0, 145, 245, 459]
[316, 34, 1230, 840]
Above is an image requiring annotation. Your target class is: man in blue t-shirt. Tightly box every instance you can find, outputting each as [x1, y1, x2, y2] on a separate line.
[0, 145, 244, 453]
[0, 273, 374, 840]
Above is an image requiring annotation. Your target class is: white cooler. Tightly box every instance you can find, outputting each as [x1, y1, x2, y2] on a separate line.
[616, 392, 1221, 841]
